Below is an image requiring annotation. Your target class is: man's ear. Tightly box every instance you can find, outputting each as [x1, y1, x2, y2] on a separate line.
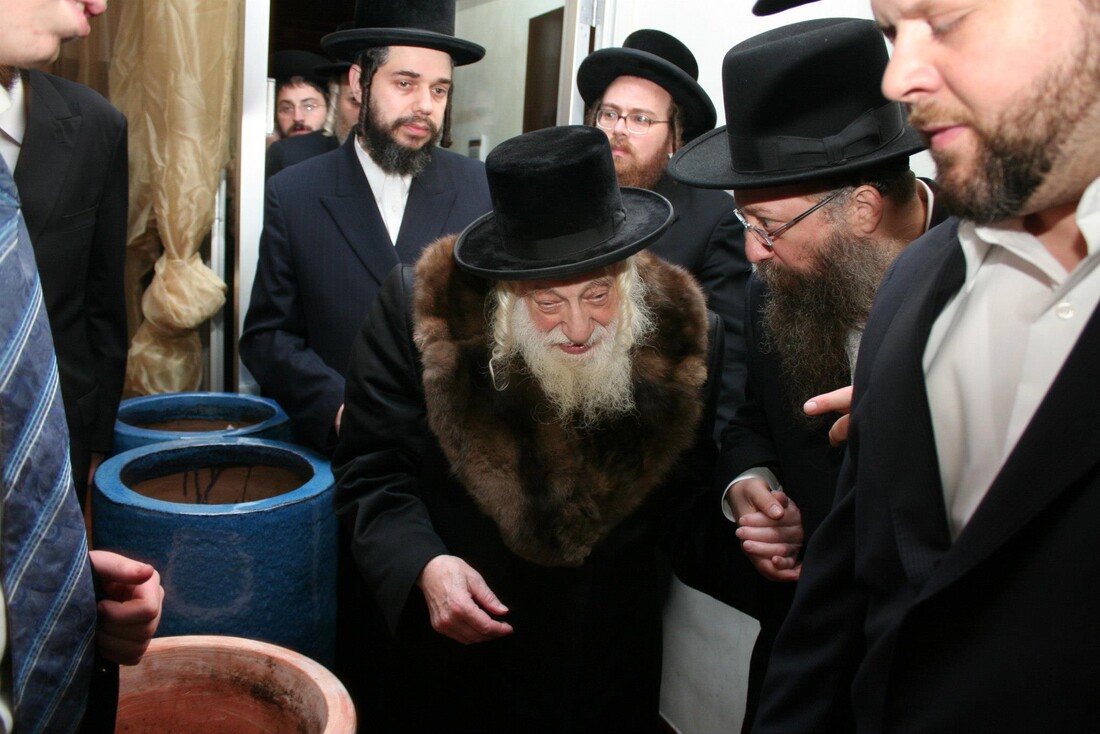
[849, 184, 885, 234]
[348, 64, 363, 97]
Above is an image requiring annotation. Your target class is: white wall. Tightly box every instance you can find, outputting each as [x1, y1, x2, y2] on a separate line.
[452, 0, 568, 160]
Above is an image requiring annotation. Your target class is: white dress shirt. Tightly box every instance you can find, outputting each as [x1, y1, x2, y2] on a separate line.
[924, 178, 1100, 539]
[354, 135, 411, 245]
[0, 74, 25, 173]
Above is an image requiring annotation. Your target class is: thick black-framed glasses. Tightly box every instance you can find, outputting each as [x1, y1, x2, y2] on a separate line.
[594, 107, 669, 135]
[733, 189, 844, 250]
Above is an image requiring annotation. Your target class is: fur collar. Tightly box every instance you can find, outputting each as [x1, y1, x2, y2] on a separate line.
[413, 236, 710, 566]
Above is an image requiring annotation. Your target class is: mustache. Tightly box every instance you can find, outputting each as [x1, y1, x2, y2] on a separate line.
[391, 115, 439, 137]
[290, 121, 309, 132]
[609, 132, 636, 156]
[541, 324, 609, 348]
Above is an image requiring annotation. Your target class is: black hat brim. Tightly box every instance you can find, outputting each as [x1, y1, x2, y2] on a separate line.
[321, 28, 485, 65]
[752, 0, 821, 15]
[455, 189, 673, 280]
[668, 122, 926, 190]
[577, 48, 716, 142]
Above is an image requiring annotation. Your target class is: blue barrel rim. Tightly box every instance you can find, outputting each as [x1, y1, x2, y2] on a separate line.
[114, 392, 290, 445]
[96, 437, 333, 517]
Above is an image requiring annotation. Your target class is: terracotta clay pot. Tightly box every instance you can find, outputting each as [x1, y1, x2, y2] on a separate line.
[113, 392, 293, 453]
[117, 635, 356, 733]
[93, 438, 336, 666]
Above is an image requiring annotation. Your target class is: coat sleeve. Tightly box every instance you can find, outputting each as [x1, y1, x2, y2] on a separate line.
[716, 277, 783, 488]
[84, 111, 129, 455]
[240, 178, 345, 454]
[693, 208, 751, 441]
[331, 266, 449, 632]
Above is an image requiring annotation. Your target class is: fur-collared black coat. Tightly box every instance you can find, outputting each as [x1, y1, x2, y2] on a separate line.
[333, 238, 747, 733]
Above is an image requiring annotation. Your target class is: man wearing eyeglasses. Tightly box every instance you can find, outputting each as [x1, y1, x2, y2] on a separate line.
[269, 50, 330, 142]
[577, 29, 750, 437]
[667, 19, 948, 729]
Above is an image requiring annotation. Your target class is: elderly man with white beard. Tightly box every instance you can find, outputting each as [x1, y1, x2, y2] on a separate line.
[332, 124, 748, 734]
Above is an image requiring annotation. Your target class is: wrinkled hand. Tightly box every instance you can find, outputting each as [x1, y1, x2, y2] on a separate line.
[417, 555, 514, 644]
[804, 385, 854, 447]
[726, 477, 803, 582]
[88, 550, 164, 665]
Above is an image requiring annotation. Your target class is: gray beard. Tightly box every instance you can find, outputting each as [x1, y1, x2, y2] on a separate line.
[756, 226, 901, 429]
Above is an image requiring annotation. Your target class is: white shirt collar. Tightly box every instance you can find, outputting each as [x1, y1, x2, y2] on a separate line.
[0, 74, 26, 173]
[354, 135, 414, 244]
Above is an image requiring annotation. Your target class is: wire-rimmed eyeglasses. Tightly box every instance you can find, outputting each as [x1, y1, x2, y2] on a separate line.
[733, 189, 845, 250]
[594, 107, 670, 135]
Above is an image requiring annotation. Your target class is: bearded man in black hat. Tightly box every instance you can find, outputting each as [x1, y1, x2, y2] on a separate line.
[668, 18, 949, 729]
[241, 0, 491, 455]
[578, 30, 749, 436]
[333, 125, 746, 733]
[268, 50, 330, 143]
[265, 57, 361, 179]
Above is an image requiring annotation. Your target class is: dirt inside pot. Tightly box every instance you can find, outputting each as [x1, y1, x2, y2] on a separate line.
[136, 417, 262, 432]
[129, 464, 309, 504]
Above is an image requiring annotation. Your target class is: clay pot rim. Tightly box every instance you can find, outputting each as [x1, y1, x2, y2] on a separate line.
[96, 437, 333, 516]
[122, 634, 356, 732]
[115, 392, 290, 444]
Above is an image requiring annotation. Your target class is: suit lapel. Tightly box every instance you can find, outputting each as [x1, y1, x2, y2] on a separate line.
[319, 139, 399, 289]
[869, 239, 966, 585]
[919, 298, 1100, 600]
[14, 71, 79, 244]
[394, 155, 457, 261]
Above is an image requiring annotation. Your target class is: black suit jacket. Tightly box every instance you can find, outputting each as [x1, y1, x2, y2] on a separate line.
[755, 218, 1100, 732]
[647, 174, 749, 439]
[240, 136, 491, 453]
[265, 130, 338, 179]
[16, 70, 128, 494]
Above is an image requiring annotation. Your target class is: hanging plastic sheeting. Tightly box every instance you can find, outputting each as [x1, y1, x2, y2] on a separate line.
[110, 0, 239, 395]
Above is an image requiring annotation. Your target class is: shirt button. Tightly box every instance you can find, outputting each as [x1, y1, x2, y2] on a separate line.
[1055, 301, 1074, 319]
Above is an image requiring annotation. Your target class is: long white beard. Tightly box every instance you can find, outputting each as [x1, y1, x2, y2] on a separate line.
[509, 304, 637, 426]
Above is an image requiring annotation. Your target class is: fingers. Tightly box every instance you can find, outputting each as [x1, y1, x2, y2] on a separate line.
[728, 478, 787, 521]
[94, 561, 164, 666]
[803, 384, 854, 416]
[828, 414, 851, 447]
[747, 555, 802, 583]
[88, 549, 156, 589]
[418, 556, 514, 645]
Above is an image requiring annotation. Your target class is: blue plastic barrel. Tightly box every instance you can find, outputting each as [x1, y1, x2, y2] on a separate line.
[93, 437, 336, 667]
[113, 392, 293, 453]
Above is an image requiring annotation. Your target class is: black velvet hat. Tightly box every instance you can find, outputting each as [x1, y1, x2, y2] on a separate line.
[577, 29, 717, 142]
[752, 0, 821, 15]
[668, 18, 925, 189]
[270, 50, 330, 88]
[313, 60, 352, 82]
[321, 0, 485, 66]
[455, 126, 673, 281]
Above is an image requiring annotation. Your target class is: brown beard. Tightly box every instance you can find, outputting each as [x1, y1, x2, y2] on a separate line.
[756, 224, 902, 429]
[0, 66, 16, 92]
[907, 23, 1100, 223]
[609, 132, 669, 190]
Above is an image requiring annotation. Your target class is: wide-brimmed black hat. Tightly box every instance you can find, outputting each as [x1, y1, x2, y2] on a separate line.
[270, 50, 329, 88]
[455, 126, 673, 281]
[752, 0, 821, 15]
[321, 0, 485, 66]
[577, 29, 716, 142]
[668, 18, 925, 189]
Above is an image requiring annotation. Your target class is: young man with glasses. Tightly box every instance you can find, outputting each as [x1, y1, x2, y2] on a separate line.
[577, 29, 750, 437]
[667, 19, 947, 730]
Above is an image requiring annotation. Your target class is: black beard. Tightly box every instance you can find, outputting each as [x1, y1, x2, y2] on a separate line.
[756, 226, 900, 429]
[360, 101, 438, 177]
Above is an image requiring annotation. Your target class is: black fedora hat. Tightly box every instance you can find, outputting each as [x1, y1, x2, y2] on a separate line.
[455, 126, 673, 281]
[752, 0, 821, 16]
[668, 18, 925, 189]
[270, 50, 329, 88]
[322, 0, 485, 66]
[313, 60, 352, 82]
[577, 29, 717, 142]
